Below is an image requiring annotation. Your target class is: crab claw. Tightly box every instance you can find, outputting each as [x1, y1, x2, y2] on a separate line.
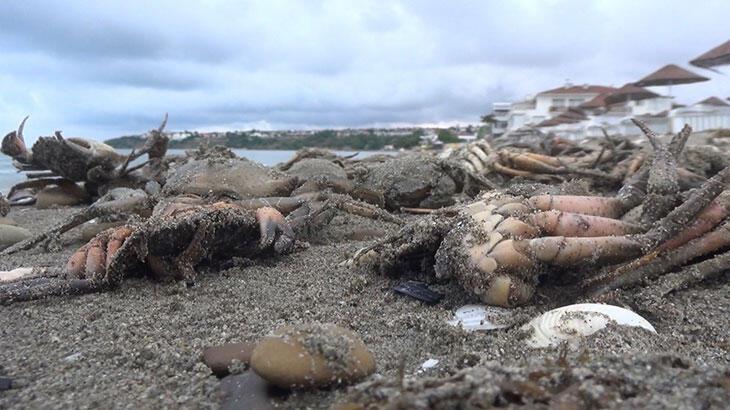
[1, 116, 30, 160]
[66, 226, 134, 280]
[255, 207, 295, 254]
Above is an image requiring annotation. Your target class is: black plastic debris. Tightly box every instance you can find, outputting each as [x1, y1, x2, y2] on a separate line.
[393, 281, 444, 305]
[0, 377, 12, 391]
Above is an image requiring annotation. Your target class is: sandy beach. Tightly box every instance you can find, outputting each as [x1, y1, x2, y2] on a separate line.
[0, 202, 728, 409]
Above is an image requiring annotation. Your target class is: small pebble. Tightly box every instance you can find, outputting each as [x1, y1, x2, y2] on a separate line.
[219, 371, 282, 410]
[35, 185, 88, 208]
[202, 342, 255, 377]
[0, 377, 12, 391]
[250, 323, 376, 389]
[0, 216, 15, 225]
[0, 224, 31, 250]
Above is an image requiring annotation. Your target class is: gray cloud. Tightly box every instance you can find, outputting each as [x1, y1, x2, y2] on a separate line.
[0, 0, 728, 141]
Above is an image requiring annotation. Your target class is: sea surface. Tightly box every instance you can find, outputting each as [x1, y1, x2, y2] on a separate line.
[0, 149, 387, 193]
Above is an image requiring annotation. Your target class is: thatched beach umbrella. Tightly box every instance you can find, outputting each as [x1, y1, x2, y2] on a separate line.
[634, 64, 709, 96]
[696, 96, 730, 107]
[604, 84, 660, 105]
[690, 40, 730, 69]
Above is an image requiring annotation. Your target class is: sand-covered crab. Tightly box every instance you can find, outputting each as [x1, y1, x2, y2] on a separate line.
[352, 122, 730, 307]
[0, 147, 403, 256]
[282, 149, 496, 211]
[1, 115, 170, 205]
[446, 126, 712, 194]
[0, 200, 294, 304]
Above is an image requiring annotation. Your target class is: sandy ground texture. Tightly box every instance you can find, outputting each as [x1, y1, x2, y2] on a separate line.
[0, 204, 729, 409]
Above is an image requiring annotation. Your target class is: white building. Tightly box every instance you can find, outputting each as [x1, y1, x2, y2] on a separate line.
[671, 97, 730, 132]
[492, 83, 616, 136]
[487, 82, 723, 140]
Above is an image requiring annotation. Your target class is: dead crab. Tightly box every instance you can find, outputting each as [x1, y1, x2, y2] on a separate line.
[1, 115, 170, 205]
[0, 200, 294, 304]
[0, 151, 407, 302]
[351, 121, 730, 307]
[0, 148, 400, 256]
[281, 149, 496, 211]
[446, 126, 710, 193]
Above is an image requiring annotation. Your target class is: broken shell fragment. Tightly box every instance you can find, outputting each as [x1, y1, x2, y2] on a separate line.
[521, 303, 656, 348]
[0, 267, 37, 283]
[447, 304, 512, 331]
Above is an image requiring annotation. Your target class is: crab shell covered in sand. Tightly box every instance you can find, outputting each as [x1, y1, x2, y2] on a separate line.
[354, 121, 730, 307]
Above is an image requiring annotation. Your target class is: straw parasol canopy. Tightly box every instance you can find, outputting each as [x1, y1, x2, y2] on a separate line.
[634, 64, 709, 87]
[604, 84, 660, 105]
[696, 96, 730, 107]
[690, 40, 730, 69]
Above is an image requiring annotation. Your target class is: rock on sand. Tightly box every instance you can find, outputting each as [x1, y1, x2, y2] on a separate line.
[0, 224, 31, 250]
[250, 323, 375, 389]
[202, 342, 255, 377]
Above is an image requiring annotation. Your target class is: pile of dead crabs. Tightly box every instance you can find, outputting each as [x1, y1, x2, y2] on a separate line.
[1, 115, 730, 402]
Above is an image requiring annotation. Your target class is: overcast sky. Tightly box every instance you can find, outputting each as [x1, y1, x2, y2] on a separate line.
[1, 0, 729, 141]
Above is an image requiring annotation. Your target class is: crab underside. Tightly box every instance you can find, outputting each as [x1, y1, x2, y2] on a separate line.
[352, 121, 730, 307]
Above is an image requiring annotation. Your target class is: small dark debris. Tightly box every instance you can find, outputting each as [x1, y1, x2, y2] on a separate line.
[0, 377, 12, 391]
[219, 371, 287, 410]
[393, 281, 444, 305]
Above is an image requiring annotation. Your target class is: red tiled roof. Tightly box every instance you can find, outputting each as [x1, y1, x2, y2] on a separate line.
[535, 108, 587, 127]
[696, 96, 730, 107]
[690, 40, 730, 68]
[579, 93, 611, 109]
[604, 84, 660, 105]
[538, 84, 615, 96]
[634, 64, 709, 86]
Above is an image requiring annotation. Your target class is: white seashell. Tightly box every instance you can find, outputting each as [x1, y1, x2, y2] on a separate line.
[522, 303, 656, 348]
[418, 358, 439, 373]
[447, 304, 511, 331]
[0, 267, 36, 283]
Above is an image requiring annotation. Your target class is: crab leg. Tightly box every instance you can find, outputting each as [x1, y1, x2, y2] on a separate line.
[587, 220, 730, 295]
[1, 116, 30, 162]
[491, 162, 553, 182]
[640, 166, 730, 252]
[513, 236, 643, 266]
[527, 210, 643, 237]
[1, 190, 150, 255]
[583, 171, 730, 295]
[256, 207, 295, 254]
[616, 122, 692, 209]
[0, 277, 109, 305]
[655, 194, 730, 252]
[238, 197, 306, 214]
[527, 195, 626, 218]
[643, 248, 730, 298]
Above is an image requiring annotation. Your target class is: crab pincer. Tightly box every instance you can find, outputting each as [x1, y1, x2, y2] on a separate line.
[256, 207, 295, 254]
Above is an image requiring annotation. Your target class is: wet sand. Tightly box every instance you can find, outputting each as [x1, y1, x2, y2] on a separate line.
[1, 205, 729, 408]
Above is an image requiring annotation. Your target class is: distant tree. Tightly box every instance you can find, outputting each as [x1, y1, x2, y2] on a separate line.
[437, 129, 460, 143]
[481, 114, 495, 124]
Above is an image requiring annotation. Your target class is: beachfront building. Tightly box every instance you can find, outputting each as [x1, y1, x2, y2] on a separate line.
[493, 84, 615, 134]
[671, 97, 730, 132]
[490, 80, 729, 139]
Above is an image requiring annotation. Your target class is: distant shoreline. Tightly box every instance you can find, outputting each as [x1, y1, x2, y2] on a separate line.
[105, 129, 432, 151]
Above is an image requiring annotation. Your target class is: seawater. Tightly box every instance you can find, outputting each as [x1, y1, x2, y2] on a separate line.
[0, 149, 386, 193]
